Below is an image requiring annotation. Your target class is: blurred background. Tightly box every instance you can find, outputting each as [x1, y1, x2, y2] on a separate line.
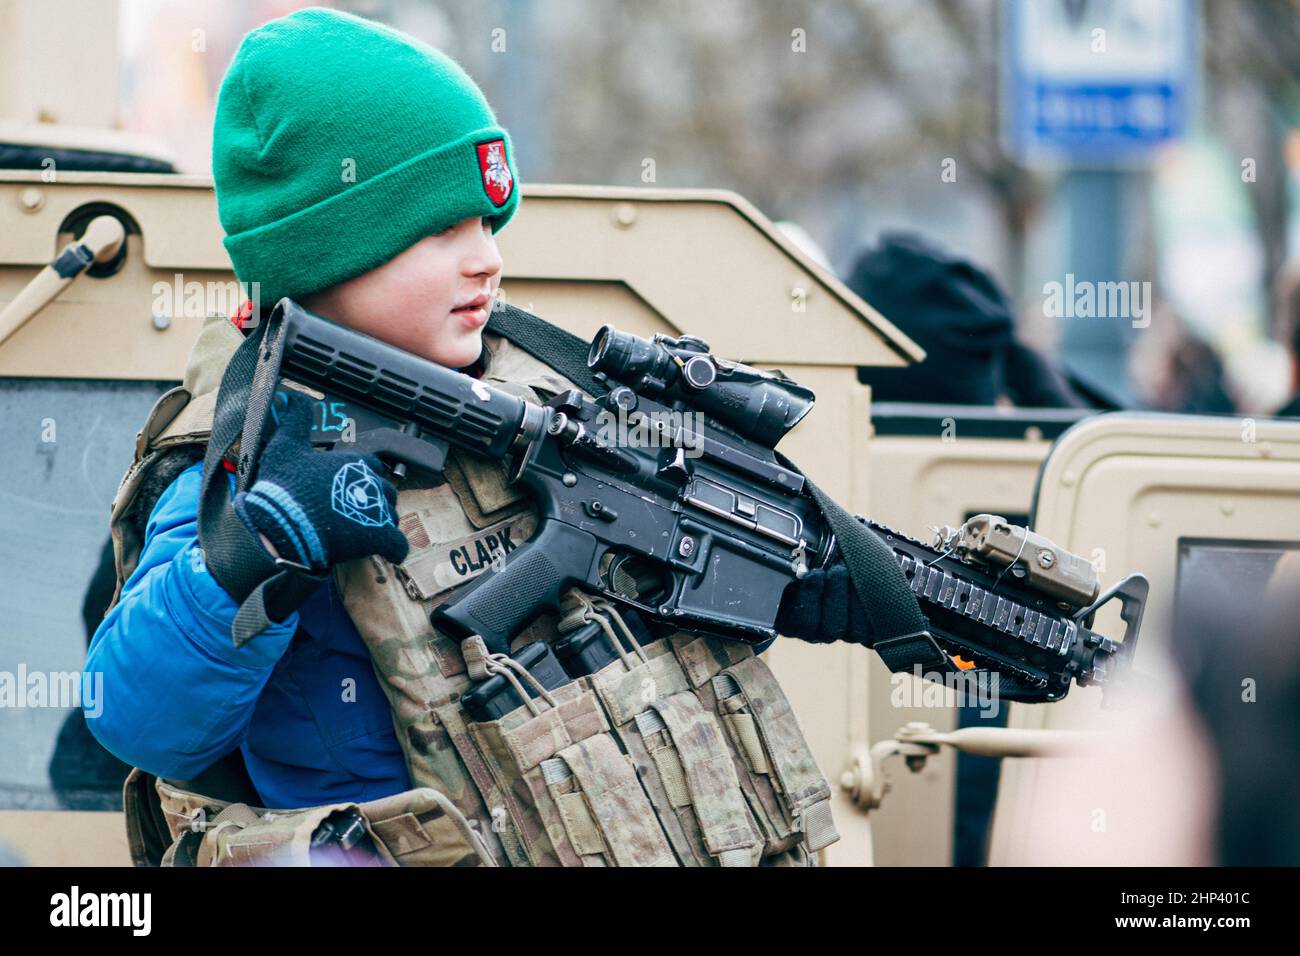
[91, 0, 1300, 413]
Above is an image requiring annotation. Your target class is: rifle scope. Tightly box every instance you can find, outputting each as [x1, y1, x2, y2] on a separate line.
[587, 325, 816, 446]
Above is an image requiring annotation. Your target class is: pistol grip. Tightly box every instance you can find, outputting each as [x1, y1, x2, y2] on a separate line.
[431, 521, 601, 654]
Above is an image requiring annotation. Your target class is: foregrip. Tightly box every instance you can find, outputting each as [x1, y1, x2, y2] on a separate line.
[431, 521, 602, 654]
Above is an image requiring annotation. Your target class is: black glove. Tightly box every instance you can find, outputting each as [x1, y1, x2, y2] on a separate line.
[775, 560, 873, 646]
[233, 391, 410, 572]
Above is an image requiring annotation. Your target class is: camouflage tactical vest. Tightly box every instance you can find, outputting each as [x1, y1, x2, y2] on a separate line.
[109, 313, 840, 867]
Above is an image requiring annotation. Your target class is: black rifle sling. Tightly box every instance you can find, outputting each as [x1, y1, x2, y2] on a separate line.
[197, 308, 328, 647]
[486, 304, 610, 398]
[490, 304, 931, 648]
[794, 472, 934, 651]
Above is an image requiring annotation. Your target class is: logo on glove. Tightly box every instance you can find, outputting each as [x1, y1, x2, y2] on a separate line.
[331, 461, 392, 527]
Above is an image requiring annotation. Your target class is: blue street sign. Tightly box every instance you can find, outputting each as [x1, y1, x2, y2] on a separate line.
[1002, 0, 1199, 167]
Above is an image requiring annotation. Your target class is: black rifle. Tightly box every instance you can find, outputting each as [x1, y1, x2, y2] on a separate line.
[268, 299, 1145, 703]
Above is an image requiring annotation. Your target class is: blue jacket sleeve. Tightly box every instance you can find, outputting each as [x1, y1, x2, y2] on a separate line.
[84, 461, 299, 779]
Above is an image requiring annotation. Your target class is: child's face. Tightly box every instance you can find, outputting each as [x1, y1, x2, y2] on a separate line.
[301, 216, 503, 368]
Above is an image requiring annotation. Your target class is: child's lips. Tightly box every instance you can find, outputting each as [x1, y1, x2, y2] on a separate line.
[453, 292, 490, 311]
[451, 298, 489, 329]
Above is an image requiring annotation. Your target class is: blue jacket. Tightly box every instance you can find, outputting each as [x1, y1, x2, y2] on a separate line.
[84, 460, 410, 808]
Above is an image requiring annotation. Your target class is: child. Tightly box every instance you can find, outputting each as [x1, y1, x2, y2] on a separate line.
[86, 7, 522, 810]
[87, 6, 850, 866]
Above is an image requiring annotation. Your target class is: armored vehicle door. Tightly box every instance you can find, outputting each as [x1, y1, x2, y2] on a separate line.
[989, 412, 1300, 864]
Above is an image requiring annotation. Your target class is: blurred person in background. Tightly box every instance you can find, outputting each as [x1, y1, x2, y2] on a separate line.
[1172, 547, 1300, 864]
[846, 233, 1091, 410]
[1129, 302, 1237, 415]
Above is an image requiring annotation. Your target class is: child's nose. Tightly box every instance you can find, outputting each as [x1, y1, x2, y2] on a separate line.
[463, 224, 503, 277]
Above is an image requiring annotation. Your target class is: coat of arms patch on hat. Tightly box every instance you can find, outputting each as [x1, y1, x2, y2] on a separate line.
[476, 139, 514, 206]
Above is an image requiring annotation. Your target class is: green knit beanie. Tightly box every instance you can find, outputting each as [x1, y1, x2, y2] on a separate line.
[213, 7, 519, 305]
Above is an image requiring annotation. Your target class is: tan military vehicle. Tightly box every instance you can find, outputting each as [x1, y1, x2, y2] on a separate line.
[852, 407, 1300, 867]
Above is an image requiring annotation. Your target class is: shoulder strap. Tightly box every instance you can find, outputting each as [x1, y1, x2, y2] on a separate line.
[486, 304, 609, 398]
[792, 471, 928, 644]
[198, 307, 328, 647]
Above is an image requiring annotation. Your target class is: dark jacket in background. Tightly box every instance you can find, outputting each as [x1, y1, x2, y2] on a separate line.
[847, 232, 1088, 409]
